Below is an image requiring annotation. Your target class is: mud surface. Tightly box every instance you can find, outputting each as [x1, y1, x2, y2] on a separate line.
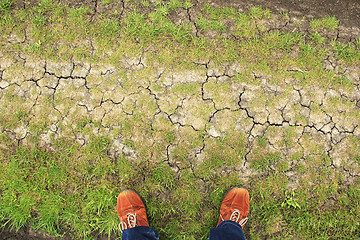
[1, 226, 54, 240]
[0, 0, 359, 239]
[208, 0, 360, 28]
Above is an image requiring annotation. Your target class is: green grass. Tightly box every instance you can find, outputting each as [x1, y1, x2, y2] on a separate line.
[0, 0, 360, 239]
[332, 41, 360, 63]
[310, 16, 339, 31]
[1, 143, 359, 239]
[0, 0, 13, 13]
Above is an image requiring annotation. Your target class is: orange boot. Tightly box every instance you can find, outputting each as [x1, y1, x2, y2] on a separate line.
[117, 189, 149, 232]
[217, 187, 250, 228]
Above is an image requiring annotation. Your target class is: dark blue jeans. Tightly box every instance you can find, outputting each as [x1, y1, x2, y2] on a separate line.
[121, 220, 245, 240]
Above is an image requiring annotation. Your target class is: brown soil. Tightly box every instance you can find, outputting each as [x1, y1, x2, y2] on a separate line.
[207, 0, 360, 28]
[0, 226, 51, 240]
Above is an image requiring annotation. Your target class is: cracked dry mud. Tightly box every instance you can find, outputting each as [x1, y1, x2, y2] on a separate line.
[2, 54, 359, 177]
[0, 0, 360, 239]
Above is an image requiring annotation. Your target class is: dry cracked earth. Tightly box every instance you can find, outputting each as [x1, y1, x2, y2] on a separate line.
[1, 0, 360, 239]
[1, 43, 360, 178]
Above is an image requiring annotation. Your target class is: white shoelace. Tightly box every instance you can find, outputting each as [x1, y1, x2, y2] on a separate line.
[220, 208, 248, 227]
[119, 213, 137, 233]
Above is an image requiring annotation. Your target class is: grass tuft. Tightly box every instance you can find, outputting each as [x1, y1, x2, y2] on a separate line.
[310, 16, 339, 31]
[0, 0, 13, 12]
